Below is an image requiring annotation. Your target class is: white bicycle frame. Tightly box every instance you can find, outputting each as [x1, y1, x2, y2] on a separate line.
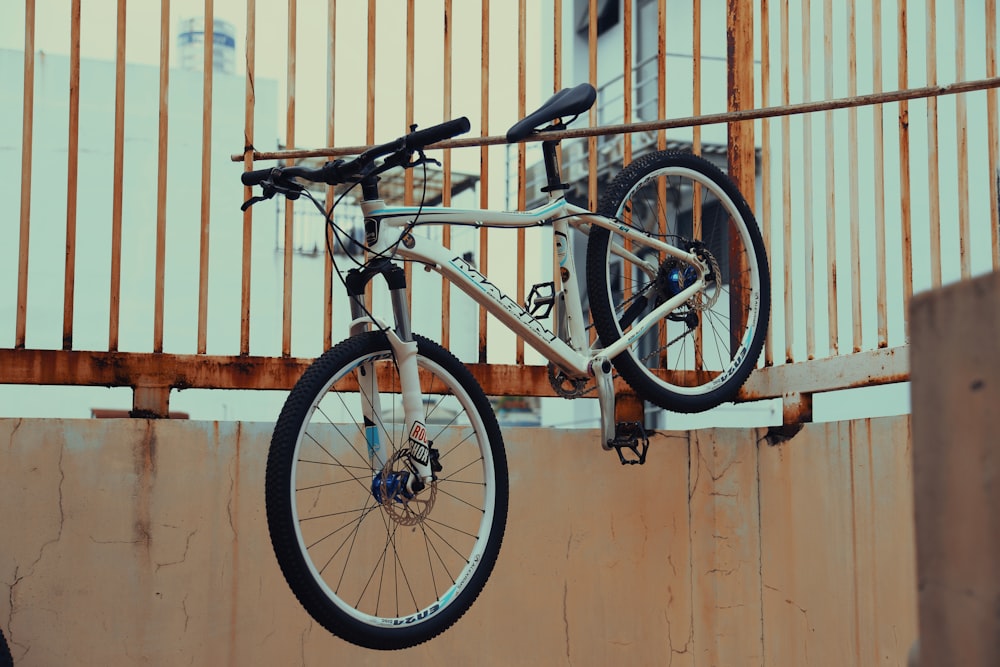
[348, 190, 708, 484]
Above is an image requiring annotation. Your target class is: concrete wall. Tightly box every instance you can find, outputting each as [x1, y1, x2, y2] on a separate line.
[0, 417, 916, 666]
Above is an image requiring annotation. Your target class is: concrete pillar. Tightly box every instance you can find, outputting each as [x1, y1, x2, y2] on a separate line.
[909, 270, 1000, 666]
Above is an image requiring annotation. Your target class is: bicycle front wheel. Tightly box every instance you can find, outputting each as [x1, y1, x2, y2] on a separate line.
[586, 151, 770, 413]
[266, 332, 508, 650]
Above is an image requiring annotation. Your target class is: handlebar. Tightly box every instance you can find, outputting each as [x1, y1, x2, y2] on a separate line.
[241, 116, 471, 189]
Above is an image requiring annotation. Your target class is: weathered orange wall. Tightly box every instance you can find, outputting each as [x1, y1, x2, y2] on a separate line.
[0, 417, 916, 666]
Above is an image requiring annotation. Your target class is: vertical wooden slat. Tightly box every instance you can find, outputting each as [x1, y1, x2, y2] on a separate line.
[198, 0, 215, 354]
[516, 0, 526, 364]
[282, 0, 296, 357]
[954, 0, 971, 279]
[987, 0, 1000, 271]
[823, 0, 838, 356]
[871, 0, 888, 349]
[781, 0, 793, 362]
[478, 0, 489, 364]
[897, 0, 913, 328]
[323, 0, 335, 351]
[441, 0, 453, 350]
[761, 0, 773, 367]
[155, 0, 171, 353]
[848, 0, 863, 352]
[63, 0, 82, 351]
[109, 0, 127, 352]
[801, 0, 816, 359]
[16, 0, 35, 350]
[926, 0, 942, 288]
[241, 0, 256, 356]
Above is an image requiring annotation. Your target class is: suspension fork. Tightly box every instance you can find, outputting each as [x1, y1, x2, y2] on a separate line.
[345, 261, 435, 490]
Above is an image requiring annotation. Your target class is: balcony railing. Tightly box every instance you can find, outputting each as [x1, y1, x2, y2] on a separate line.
[3, 0, 998, 423]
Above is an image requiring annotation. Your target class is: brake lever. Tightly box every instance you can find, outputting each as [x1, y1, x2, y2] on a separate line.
[241, 178, 303, 211]
[406, 149, 441, 169]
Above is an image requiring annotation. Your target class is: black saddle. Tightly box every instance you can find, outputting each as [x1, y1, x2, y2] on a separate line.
[505, 83, 597, 143]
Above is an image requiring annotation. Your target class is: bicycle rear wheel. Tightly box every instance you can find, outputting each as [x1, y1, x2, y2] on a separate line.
[586, 151, 770, 413]
[266, 332, 508, 650]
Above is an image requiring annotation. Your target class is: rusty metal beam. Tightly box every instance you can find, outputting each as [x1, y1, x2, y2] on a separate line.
[0, 346, 910, 406]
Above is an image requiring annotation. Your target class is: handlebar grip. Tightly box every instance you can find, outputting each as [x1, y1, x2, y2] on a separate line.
[241, 167, 274, 186]
[403, 117, 471, 151]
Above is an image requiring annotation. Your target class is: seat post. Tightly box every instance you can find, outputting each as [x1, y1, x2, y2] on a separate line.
[541, 139, 567, 194]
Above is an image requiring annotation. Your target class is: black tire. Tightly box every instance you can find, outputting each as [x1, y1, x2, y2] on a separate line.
[266, 332, 508, 650]
[586, 151, 770, 413]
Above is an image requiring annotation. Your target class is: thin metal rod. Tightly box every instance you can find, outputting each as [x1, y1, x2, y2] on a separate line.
[403, 0, 415, 316]
[802, 0, 816, 360]
[241, 0, 256, 356]
[955, 0, 971, 279]
[441, 0, 452, 349]
[155, 0, 171, 353]
[848, 0, 862, 353]
[282, 0, 296, 356]
[927, 0, 942, 288]
[823, 0, 838, 356]
[63, 0, 82, 351]
[897, 0, 913, 330]
[761, 0, 774, 367]
[109, 0, 127, 352]
[16, 0, 35, 349]
[478, 0, 490, 365]
[781, 0, 793, 363]
[872, 0, 888, 349]
[198, 0, 215, 354]
[323, 0, 335, 351]
[234, 76, 1000, 162]
[988, 0, 1000, 270]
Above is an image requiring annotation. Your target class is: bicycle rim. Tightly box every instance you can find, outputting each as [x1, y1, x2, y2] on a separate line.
[267, 333, 506, 649]
[590, 152, 769, 412]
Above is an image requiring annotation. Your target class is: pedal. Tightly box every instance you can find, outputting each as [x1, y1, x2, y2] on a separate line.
[610, 421, 649, 465]
[526, 282, 556, 319]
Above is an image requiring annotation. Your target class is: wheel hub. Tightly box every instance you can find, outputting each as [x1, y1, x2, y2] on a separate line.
[371, 447, 441, 526]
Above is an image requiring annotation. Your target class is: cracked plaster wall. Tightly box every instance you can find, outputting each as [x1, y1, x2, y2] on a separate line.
[0, 416, 916, 666]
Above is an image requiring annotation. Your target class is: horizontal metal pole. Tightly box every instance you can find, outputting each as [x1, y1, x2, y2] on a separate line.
[231, 76, 1000, 162]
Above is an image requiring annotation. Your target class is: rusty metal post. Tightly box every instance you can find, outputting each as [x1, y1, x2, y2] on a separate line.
[615, 390, 646, 425]
[726, 0, 754, 357]
[726, 0, 755, 207]
[133, 385, 171, 419]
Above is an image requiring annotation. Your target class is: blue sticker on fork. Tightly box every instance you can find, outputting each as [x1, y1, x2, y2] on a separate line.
[365, 421, 381, 460]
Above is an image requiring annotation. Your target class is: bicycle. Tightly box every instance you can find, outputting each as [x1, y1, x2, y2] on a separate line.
[241, 82, 770, 650]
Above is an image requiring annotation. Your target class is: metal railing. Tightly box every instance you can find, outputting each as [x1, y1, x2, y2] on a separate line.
[3, 0, 998, 422]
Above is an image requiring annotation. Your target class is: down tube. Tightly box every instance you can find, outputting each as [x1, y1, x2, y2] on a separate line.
[401, 238, 589, 378]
